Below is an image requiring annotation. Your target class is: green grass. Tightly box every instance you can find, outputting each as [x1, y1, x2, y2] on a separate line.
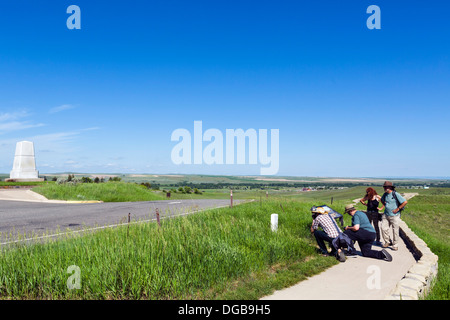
[32, 182, 165, 202]
[0, 181, 51, 187]
[0, 199, 337, 300]
[400, 188, 450, 300]
[31, 182, 289, 202]
[31, 182, 265, 202]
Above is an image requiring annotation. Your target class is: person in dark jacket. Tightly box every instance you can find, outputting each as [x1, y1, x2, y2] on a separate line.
[360, 187, 384, 245]
[343, 204, 392, 262]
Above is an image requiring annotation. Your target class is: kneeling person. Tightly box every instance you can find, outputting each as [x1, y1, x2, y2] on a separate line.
[310, 207, 340, 256]
[343, 204, 392, 262]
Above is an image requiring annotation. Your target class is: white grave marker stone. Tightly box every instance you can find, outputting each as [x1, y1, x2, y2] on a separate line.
[271, 214, 278, 232]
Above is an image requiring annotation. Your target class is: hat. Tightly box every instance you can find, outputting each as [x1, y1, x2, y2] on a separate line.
[344, 204, 356, 213]
[383, 181, 395, 188]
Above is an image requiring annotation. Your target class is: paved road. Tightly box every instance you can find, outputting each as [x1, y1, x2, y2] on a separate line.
[0, 199, 242, 244]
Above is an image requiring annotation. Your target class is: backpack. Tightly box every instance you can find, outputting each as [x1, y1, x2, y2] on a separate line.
[328, 214, 357, 255]
[392, 191, 406, 213]
[332, 233, 357, 256]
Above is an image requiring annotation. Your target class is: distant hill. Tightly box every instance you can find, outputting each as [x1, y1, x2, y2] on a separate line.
[5, 173, 446, 188]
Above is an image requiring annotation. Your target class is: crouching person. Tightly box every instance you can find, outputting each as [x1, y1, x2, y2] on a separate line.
[343, 204, 392, 262]
[310, 207, 340, 256]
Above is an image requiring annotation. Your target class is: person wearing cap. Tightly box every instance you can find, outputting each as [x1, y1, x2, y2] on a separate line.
[310, 207, 340, 256]
[343, 204, 392, 261]
[380, 181, 407, 251]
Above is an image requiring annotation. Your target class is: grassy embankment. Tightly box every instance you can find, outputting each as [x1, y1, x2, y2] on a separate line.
[0, 181, 48, 187]
[31, 181, 279, 201]
[32, 182, 165, 202]
[400, 188, 450, 300]
[0, 199, 339, 299]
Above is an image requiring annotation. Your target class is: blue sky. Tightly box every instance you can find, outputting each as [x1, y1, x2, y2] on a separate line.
[0, 0, 449, 177]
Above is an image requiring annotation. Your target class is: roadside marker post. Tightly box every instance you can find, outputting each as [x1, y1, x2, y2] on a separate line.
[127, 212, 131, 237]
[156, 208, 161, 227]
[271, 214, 278, 232]
[230, 189, 233, 208]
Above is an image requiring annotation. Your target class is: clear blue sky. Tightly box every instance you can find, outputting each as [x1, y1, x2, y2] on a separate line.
[0, 0, 449, 177]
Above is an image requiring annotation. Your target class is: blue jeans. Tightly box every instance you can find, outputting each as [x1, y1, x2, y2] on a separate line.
[344, 229, 385, 260]
[314, 230, 337, 254]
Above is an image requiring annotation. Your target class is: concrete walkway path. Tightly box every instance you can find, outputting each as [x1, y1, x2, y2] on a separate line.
[261, 238, 416, 300]
[0, 189, 55, 202]
[0, 188, 100, 203]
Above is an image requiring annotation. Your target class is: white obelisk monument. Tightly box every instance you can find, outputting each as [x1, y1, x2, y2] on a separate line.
[8, 141, 43, 182]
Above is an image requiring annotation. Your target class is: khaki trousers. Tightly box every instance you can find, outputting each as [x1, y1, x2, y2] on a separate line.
[381, 214, 401, 247]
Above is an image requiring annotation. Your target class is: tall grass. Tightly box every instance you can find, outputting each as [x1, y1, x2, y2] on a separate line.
[0, 199, 337, 299]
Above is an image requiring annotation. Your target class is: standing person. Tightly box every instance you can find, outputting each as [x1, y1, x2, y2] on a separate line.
[343, 204, 392, 261]
[310, 207, 340, 256]
[380, 181, 408, 251]
[360, 187, 384, 245]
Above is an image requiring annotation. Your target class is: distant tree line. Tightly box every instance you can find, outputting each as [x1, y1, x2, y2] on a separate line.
[160, 182, 369, 190]
[53, 175, 122, 184]
[157, 181, 450, 190]
[48, 175, 450, 189]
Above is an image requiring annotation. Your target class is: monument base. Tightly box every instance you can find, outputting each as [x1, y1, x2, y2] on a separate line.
[8, 141, 42, 182]
[5, 178, 45, 182]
